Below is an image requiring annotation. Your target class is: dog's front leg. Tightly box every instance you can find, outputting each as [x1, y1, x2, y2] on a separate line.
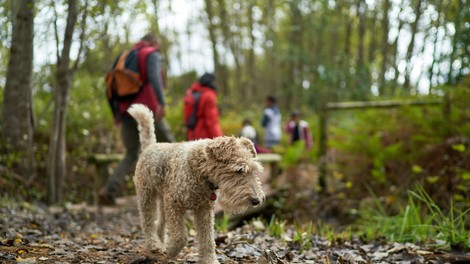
[136, 186, 163, 252]
[164, 206, 187, 259]
[194, 208, 219, 264]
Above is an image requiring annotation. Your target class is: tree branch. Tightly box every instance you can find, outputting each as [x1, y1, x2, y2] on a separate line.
[52, 0, 60, 64]
[58, 0, 78, 71]
[73, 0, 89, 72]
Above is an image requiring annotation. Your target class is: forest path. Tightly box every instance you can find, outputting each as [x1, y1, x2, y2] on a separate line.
[2, 198, 468, 263]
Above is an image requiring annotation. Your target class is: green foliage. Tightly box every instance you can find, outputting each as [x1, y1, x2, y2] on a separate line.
[293, 221, 313, 251]
[410, 185, 470, 250]
[328, 89, 470, 201]
[451, 144, 466, 153]
[0, 147, 20, 168]
[281, 141, 307, 167]
[215, 213, 230, 233]
[315, 220, 339, 243]
[356, 185, 470, 251]
[267, 215, 286, 238]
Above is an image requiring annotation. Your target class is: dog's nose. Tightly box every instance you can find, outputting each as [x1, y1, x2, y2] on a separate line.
[251, 198, 260, 206]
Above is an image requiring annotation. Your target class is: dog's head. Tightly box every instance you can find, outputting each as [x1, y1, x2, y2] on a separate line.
[204, 136, 265, 215]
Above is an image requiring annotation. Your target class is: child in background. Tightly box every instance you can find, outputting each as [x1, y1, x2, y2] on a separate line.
[241, 119, 271, 153]
[285, 110, 313, 149]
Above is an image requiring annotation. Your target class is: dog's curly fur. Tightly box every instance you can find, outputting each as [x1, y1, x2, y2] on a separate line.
[128, 104, 265, 264]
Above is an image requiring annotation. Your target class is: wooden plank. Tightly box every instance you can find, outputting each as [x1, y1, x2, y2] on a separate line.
[327, 99, 442, 110]
[256, 153, 282, 162]
[89, 154, 124, 164]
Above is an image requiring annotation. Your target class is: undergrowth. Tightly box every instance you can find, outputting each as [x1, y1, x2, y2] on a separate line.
[356, 185, 470, 251]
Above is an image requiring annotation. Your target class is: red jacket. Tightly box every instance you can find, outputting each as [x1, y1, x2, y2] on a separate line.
[117, 42, 160, 120]
[186, 83, 223, 140]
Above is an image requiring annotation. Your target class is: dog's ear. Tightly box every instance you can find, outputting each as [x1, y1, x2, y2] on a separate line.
[239, 137, 256, 158]
[206, 137, 235, 161]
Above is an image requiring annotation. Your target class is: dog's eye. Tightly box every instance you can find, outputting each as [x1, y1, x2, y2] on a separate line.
[236, 168, 245, 174]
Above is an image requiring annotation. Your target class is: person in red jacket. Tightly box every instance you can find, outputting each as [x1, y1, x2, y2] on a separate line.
[185, 73, 223, 140]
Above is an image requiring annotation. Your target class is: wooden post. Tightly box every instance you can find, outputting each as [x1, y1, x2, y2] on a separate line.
[318, 106, 328, 192]
[443, 92, 451, 119]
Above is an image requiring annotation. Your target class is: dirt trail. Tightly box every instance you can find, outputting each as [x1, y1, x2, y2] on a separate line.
[2, 198, 469, 263]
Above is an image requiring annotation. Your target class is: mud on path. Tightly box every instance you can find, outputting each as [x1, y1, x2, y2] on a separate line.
[1, 197, 469, 264]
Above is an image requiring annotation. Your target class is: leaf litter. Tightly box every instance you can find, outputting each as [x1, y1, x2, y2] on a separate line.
[1, 198, 469, 263]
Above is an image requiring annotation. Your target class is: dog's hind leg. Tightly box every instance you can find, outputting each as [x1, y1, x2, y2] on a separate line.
[194, 208, 219, 264]
[155, 195, 165, 243]
[136, 184, 163, 251]
[164, 205, 187, 259]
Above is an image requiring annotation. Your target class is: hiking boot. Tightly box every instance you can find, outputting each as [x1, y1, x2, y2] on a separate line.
[98, 188, 116, 205]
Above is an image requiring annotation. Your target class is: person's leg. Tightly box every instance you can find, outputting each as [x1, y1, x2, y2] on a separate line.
[155, 118, 175, 143]
[100, 117, 140, 203]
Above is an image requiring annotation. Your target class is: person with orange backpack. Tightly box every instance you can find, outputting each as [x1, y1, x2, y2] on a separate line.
[184, 73, 223, 140]
[99, 33, 175, 205]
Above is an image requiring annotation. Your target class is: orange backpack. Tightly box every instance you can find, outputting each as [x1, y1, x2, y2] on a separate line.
[105, 50, 143, 101]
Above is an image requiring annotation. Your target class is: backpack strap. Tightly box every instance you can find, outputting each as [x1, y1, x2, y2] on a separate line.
[187, 91, 202, 129]
[137, 46, 158, 81]
[115, 50, 129, 70]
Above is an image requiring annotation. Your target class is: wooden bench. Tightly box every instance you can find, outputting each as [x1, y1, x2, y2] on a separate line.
[88, 154, 124, 205]
[89, 152, 282, 204]
[256, 153, 282, 181]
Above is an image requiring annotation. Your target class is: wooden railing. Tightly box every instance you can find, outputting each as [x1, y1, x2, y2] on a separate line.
[317, 98, 445, 192]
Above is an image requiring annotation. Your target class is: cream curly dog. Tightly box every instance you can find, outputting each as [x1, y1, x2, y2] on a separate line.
[128, 104, 265, 264]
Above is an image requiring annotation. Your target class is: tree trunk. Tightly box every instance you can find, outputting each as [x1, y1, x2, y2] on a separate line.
[48, 0, 79, 204]
[355, 0, 368, 99]
[447, 0, 463, 85]
[261, 0, 280, 99]
[203, 0, 226, 97]
[428, 0, 444, 93]
[2, 0, 36, 182]
[403, 0, 424, 90]
[216, 0, 232, 98]
[247, 2, 257, 101]
[343, 16, 352, 93]
[378, 0, 390, 96]
[368, 9, 378, 66]
[287, 1, 303, 108]
[390, 1, 406, 95]
[218, 0, 243, 102]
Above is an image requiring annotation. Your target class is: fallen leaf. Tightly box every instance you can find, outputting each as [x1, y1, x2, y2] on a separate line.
[14, 238, 23, 246]
[29, 242, 54, 249]
[15, 256, 37, 264]
[17, 248, 28, 254]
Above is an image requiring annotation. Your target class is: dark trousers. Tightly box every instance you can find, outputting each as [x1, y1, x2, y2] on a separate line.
[104, 116, 175, 194]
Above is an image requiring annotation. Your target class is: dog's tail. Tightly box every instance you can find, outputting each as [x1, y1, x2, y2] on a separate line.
[127, 104, 157, 151]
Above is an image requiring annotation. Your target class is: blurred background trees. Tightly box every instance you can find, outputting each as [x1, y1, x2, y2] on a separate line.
[0, 0, 469, 204]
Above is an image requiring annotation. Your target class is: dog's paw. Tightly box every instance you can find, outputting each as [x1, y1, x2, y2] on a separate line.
[198, 254, 220, 264]
[200, 259, 220, 264]
[145, 238, 165, 252]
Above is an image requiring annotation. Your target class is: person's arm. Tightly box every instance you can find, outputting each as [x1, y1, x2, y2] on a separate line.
[261, 109, 270, 127]
[203, 94, 223, 138]
[146, 52, 165, 107]
[285, 121, 294, 133]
